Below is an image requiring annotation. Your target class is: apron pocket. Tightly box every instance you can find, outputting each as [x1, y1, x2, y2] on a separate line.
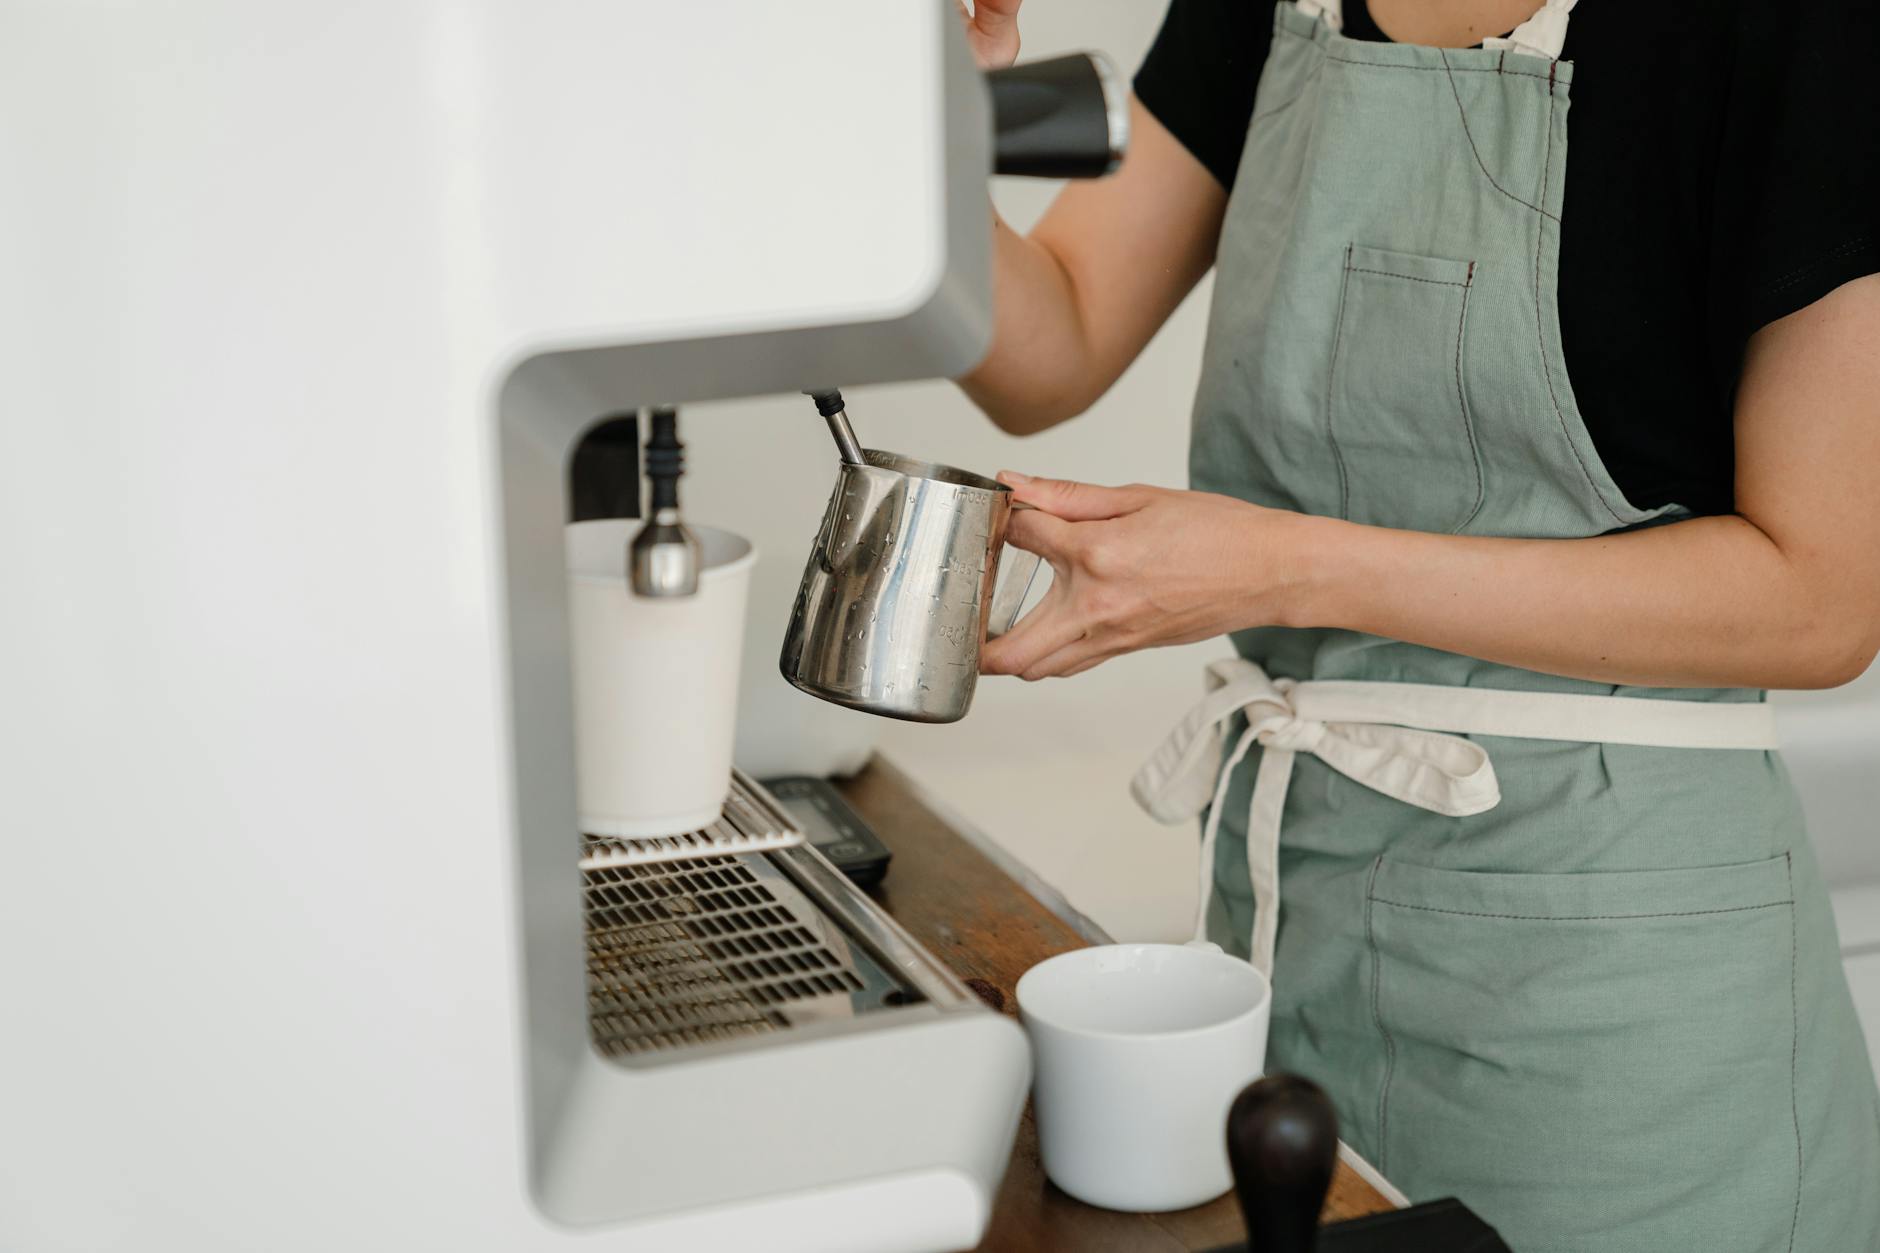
[1327, 244, 1483, 534]
[1363, 853, 1801, 1251]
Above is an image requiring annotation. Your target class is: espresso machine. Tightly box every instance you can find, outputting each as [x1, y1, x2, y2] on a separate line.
[0, 3, 1122, 1251]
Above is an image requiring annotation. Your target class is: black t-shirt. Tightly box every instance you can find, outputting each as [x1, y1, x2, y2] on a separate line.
[1136, 1, 1880, 517]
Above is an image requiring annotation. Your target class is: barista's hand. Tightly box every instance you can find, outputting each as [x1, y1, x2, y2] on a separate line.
[982, 473, 1314, 680]
[955, 0, 1022, 70]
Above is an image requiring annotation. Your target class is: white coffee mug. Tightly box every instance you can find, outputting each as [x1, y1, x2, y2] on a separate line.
[565, 520, 757, 837]
[1016, 941, 1271, 1213]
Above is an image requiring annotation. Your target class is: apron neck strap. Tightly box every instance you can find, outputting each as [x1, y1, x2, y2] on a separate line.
[1483, 0, 1578, 61]
[1296, 0, 1344, 33]
[1296, 0, 1579, 61]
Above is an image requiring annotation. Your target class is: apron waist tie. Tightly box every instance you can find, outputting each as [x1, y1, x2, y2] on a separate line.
[1130, 658, 1782, 977]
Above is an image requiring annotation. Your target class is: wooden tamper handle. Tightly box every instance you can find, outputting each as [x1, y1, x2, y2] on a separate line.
[1226, 1074, 1341, 1253]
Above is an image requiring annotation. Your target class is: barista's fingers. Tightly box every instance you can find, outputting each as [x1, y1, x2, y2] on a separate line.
[1019, 633, 1118, 682]
[980, 600, 1077, 678]
[973, 0, 1024, 36]
[981, 586, 1085, 678]
[1059, 653, 1112, 679]
[956, 0, 1021, 70]
[999, 472, 1154, 522]
[1002, 505, 1080, 566]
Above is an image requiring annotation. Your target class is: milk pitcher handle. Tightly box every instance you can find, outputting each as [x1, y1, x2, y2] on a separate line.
[987, 503, 1044, 639]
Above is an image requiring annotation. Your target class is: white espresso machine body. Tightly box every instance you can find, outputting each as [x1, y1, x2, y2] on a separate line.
[0, 3, 1028, 1250]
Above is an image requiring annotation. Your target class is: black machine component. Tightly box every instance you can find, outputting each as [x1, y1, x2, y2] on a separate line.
[568, 412, 641, 522]
[628, 406, 701, 597]
[987, 52, 1128, 179]
[1210, 1073, 1513, 1253]
[641, 407, 685, 514]
[761, 776, 894, 889]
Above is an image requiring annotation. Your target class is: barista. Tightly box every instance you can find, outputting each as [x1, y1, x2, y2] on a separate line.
[955, 0, 1880, 1248]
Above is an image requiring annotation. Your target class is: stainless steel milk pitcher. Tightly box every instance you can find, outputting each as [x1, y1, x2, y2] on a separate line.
[781, 451, 1041, 723]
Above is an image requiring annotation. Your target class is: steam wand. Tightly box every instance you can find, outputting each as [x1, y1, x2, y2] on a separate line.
[805, 389, 866, 465]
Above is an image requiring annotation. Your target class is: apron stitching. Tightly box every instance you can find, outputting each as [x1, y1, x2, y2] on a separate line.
[1344, 265, 1467, 287]
[1786, 851, 1803, 1253]
[1369, 898, 1793, 922]
[1251, 89, 1308, 127]
[1327, 246, 1357, 519]
[1250, 55, 1325, 127]
[1364, 855, 1397, 1175]
[1452, 279, 1487, 532]
[1438, 49, 1563, 223]
[1326, 53, 1555, 82]
[1531, 82, 1630, 525]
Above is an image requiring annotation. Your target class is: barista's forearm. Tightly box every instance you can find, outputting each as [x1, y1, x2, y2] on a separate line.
[959, 212, 1103, 435]
[1299, 276, 1880, 692]
[1295, 513, 1880, 691]
[957, 99, 1227, 437]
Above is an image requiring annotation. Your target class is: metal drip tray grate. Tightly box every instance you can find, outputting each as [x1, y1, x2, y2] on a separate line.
[584, 778, 917, 1060]
[581, 784, 804, 870]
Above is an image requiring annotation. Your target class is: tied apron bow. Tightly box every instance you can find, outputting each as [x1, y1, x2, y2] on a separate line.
[1132, 658, 1781, 977]
[1133, 658, 1500, 975]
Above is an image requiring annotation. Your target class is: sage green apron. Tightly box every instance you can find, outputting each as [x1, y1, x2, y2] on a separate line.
[1133, 2, 1880, 1248]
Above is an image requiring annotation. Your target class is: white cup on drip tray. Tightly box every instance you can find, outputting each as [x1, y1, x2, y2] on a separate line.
[564, 518, 757, 838]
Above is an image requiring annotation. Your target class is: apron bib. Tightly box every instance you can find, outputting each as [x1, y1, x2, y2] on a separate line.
[1133, 3, 1880, 1248]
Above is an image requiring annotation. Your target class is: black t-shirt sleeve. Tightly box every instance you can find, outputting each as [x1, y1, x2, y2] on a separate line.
[1708, 1, 1880, 376]
[1133, 0, 1271, 190]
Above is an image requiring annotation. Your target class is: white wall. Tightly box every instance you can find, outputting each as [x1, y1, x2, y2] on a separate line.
[683, 1, 1219, 942]
[1775, 668, 1880, 887]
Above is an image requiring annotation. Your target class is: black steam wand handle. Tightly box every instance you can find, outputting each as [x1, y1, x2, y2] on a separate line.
[628, 406, 700, 597]
[644, 407, 684, 510]
[1226, 1074, 1341, 1253]
[986, 52, 1128, 179]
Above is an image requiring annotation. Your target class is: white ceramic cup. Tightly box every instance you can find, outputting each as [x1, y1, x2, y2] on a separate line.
[1015, 941, 1271, 1213]
[565, 520, 757, 837]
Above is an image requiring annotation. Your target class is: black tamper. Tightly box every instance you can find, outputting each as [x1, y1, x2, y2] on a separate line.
[1227, 1073, 1340, 1253]
[1209, 1073, 1514, 1253]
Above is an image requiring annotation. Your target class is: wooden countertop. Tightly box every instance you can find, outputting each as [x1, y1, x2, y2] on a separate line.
[834, 756, 1397, 1253]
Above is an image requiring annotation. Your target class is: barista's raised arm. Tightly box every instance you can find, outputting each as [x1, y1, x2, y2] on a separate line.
[960, 98, 1226, 435]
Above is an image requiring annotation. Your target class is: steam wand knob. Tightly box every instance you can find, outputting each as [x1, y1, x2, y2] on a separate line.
[629, 406, 701, 597]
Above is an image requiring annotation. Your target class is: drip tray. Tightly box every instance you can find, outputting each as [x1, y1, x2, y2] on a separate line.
[580, 785, 805, 869]
[584, 778, 924, 1060]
